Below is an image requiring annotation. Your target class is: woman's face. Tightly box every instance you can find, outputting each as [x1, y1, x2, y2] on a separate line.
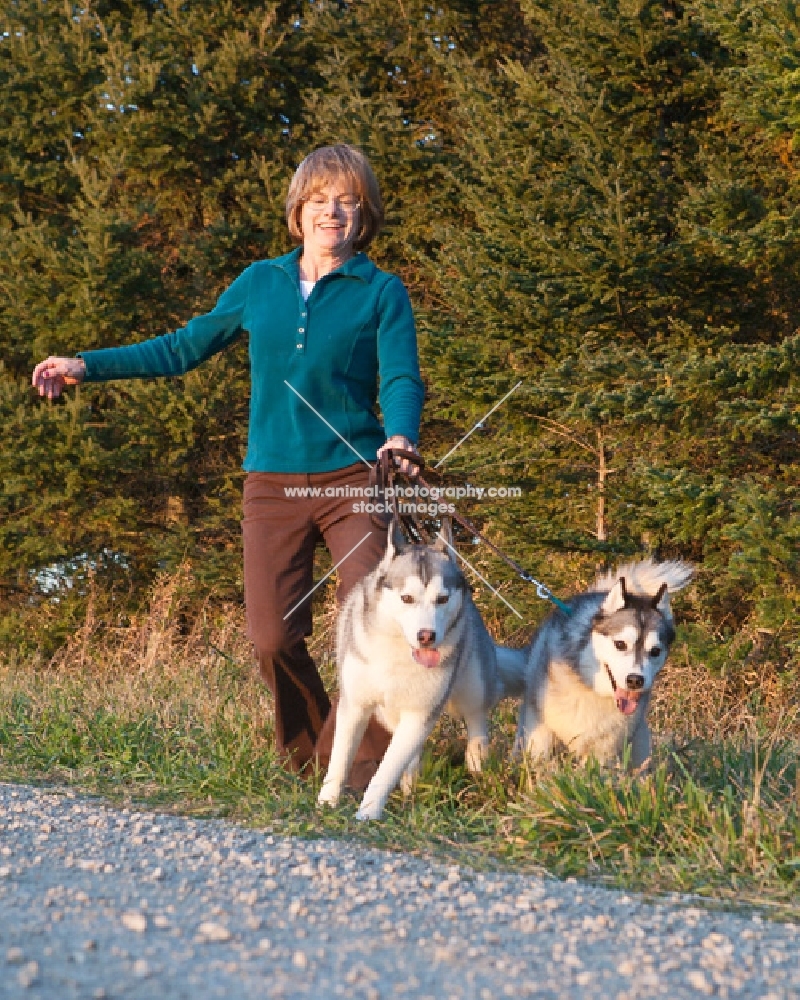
[300, 180, 361, 259]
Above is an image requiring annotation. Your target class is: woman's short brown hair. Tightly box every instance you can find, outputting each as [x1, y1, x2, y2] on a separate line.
[285, 144, 384, 251]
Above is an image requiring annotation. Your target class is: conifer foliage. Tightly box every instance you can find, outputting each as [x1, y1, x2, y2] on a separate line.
[1, 1, 797, 667]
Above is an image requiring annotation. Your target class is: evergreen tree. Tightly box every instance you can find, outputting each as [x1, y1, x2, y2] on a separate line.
[0, 0, 312, 647]
[0, 1, 796, 665]
[419, 0, 798, 647]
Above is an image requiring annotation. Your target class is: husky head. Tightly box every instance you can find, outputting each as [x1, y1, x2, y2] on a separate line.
[587, 577, 676, 715]
[375, 519, 467, 669]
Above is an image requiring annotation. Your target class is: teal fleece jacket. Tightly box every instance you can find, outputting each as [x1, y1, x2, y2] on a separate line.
[79, 248, 424, 473]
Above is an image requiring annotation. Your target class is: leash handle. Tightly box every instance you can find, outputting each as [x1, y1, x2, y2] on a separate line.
[382, 447, 424, 471]
[370, 449, 433, 543]
[374, 448, 424, 490]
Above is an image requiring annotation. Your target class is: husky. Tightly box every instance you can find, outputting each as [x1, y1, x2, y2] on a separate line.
[318, 520, 527, 821]
[516, 560, 693, 768]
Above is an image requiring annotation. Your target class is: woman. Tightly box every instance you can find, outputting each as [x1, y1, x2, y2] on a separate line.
[32, 144, 424, 785]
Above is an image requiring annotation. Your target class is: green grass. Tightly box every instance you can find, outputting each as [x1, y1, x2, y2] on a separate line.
[1, 571, 799, 918]
[2, 655, 800, 917]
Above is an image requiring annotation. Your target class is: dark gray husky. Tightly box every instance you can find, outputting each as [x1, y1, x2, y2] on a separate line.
[516, 560, 693, 768]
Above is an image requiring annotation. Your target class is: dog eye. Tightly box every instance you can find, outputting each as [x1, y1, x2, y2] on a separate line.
[649, 646, 662, 658]
[435, 594, 449, 605]
[614, 640, 627, 651]
[400, 594, 414, 605]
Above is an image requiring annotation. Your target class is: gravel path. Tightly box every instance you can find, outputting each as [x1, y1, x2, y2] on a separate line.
[0, 783, 798, 999]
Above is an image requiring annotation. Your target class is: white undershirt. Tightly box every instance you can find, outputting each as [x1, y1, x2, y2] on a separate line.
[300, 279, 315, 301]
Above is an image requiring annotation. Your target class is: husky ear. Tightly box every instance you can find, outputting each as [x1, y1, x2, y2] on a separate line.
[601, 577, 627, 615]
[433, 516, 455, 558]
[652, 582, 670, 611]
[380, 518, 408, 567]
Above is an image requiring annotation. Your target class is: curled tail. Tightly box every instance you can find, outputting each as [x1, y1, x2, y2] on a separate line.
[495, 644, 529, 699]
[593, 559, 694, 597]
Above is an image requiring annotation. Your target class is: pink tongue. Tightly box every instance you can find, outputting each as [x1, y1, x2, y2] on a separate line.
[412, 648, 441, 668]
[615, 691, 641, 716]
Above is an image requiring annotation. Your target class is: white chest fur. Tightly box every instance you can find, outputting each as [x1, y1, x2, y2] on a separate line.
[339, 634, 456, 733]
[542, 659, 643, 761]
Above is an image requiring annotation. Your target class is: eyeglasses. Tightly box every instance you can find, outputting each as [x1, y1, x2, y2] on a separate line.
[304, 193, 361, 214]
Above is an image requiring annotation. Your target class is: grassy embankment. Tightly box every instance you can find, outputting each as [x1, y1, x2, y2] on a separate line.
[1, 567, 799, 918]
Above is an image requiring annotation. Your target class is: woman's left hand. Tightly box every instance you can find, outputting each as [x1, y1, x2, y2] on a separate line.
[377, 436, 420, 477]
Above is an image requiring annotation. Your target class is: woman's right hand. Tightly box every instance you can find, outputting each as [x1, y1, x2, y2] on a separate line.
[31, 357, 86, 400]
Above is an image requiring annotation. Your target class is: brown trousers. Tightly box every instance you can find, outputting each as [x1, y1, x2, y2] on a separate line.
[242, 463, 391, 778]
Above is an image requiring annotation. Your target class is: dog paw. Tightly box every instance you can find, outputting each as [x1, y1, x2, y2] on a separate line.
[355, 800, 384, 822]
[524, 729, 555, 762]
[317, 783, 341, 808]
[465, 738, 487, 773]
[400, 760, 420, 797]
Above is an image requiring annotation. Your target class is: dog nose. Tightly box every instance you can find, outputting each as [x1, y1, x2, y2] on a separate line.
[417, 629, 436, 646]
[626, 673, 645, 691]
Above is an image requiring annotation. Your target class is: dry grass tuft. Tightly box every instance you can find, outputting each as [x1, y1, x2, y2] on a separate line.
[651, 644, 800, 745]
[0, 566, 268, 755]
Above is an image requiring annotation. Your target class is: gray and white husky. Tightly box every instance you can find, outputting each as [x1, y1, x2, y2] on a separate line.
[516, 560, 693, 768]
[318, 521, 527, 821]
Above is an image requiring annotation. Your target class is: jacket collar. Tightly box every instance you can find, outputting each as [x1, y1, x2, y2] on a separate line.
[269, 246, 377, 283]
